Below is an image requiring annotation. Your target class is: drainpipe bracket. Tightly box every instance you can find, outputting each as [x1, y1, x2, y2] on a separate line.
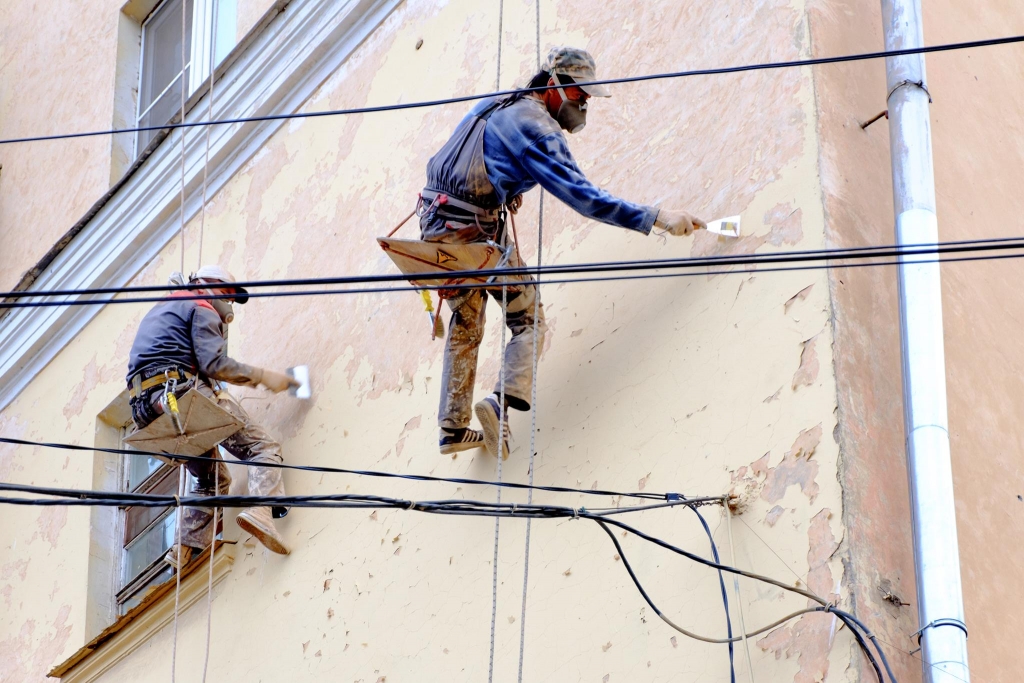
[911, 618, 968, 644]
[887, 79, 933, 103]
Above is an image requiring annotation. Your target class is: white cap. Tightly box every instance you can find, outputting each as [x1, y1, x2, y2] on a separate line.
[191, 264, 249, 304]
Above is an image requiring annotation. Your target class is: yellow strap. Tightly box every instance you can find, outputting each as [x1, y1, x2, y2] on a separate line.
[128, 370, 194, 398]
[419, 289, 434, 313]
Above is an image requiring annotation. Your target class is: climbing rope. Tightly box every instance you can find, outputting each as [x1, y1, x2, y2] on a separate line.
[197, 2, 219, 269]
[516, 6, 543, 679]
[486, 2, 505, 680]
[200, 463, 219, 683]
[177, 0, 188, 274]
[170, 465, 185, 683]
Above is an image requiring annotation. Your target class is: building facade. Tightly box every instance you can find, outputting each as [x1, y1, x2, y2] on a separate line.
[0, 0, 1019, 681]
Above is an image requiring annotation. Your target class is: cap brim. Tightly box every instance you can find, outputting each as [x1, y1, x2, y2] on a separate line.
[233, 286, 249, 304]
[579, 81, 611, 97]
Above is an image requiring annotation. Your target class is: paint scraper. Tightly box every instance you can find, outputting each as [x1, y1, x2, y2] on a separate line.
[287, 365, 312, 400]
[705, 215, 741, 238]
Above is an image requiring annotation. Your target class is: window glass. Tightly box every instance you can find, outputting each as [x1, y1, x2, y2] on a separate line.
[123, 468, 178, 544]
[137, 0, 194, 151]
[120, 565, 174, 612]
[123, 510, 178, 583]
[126, 450, 164, 492]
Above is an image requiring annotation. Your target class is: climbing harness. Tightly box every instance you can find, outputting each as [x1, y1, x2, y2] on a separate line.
[377, 190, 522, 339]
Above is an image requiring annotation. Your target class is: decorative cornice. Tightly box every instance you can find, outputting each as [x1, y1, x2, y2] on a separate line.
[0, 0, 402, 411]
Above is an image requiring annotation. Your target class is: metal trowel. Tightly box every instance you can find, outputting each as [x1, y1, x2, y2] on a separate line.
[705, 215, 741, 238]
[287, 365, 311, 400]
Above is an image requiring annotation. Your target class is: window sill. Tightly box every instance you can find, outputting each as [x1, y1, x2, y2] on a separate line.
[48, 541, 235, 682]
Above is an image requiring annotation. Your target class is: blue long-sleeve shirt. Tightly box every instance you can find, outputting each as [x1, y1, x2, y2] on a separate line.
[475, 96, 657, 234]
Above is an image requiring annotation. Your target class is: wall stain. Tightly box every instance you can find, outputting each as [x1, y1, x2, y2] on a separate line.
[761, 425, 822, 504]
[792, 334, 820, 390]
[756, 509, 839, 682]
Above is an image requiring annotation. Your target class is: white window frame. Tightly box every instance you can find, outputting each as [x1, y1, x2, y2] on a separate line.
[134, 0, 237, 157]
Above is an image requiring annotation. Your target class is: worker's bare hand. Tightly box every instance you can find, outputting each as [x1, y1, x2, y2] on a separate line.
[655, 208, 707, 237]
[507, 194, 523, 215]
[260, 369, 299, 393]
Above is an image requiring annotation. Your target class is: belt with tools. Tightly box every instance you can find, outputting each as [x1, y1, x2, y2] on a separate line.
[128, 368, 194, 399]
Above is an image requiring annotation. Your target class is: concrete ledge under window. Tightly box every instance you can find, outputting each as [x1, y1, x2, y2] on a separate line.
[48, 541, 235, 682]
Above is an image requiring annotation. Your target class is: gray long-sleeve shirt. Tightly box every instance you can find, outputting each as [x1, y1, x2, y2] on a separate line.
[126, 294, 263, 388]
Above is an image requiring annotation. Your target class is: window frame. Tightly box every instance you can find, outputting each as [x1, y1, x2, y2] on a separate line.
[114, 426, 179, 614]
[133, 0, 237, 158]
[134, 0, 194, 157]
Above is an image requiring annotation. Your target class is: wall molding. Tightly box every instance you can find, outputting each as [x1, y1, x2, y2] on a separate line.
[0, 0, 402, 411]
[51, 544, 235, 682]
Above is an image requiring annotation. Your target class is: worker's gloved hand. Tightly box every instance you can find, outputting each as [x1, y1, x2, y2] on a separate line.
[654, 208, 707, 237]
[260, 369, 299, 393]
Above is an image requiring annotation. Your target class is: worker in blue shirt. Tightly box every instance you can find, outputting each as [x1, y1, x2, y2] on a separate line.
[421, 46, 706, 459]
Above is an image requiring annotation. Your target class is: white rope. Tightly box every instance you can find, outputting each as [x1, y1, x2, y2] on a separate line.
[170, 465, 185, 683]
[725, 503, 757, 683]
[515, 15, 543, 681]
[200, 459, 218, 683]
[178, 0, 188, 274]
[516, 194, 542, 683]
[197, 0, 219, 269]
[486, 2, 505, 681]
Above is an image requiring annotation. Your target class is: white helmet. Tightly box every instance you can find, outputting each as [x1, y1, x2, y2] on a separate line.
[191, 264, 249, 304]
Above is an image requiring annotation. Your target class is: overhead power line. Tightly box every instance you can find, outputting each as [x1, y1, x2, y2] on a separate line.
[3, 235, 1024, 310]
[1, 35, 1022, 147]
[0, 436, 684, 502]
[0, 480, 896, 681]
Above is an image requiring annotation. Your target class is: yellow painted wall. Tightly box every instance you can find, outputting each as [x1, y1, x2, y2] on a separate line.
[1, 1, 855, 681]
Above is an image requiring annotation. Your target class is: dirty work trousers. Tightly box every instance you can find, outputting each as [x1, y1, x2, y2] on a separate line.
[136, 379, 286, 550]
[422, 213, 547, 430]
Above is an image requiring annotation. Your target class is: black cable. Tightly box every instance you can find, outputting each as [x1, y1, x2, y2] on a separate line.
[5, 237, 1024, 311]
[830, 607, 899, 683]
[4, 233, 1024, 302]
[0, 477, 896, 681]
[594, 520, 890, 682]
[1, 35, 1022, 146]
[690, 504, 736, 682]
[832, 610, 887, 683]
[0, 436, 684, 502]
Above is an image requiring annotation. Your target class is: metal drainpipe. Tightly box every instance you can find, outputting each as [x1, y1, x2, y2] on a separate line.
[881, 0, 970, 681]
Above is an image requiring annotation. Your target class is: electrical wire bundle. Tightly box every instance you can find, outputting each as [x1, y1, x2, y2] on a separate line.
[0, 437, 897, 682]
[3, 234, 1024, 311]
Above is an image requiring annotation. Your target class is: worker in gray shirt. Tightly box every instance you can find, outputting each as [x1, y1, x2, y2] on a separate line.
[126, 264, 297, 565]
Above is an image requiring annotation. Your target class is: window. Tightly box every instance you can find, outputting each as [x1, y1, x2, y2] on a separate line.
[135, 0, 236, 154]
[115, 432, 179, 613]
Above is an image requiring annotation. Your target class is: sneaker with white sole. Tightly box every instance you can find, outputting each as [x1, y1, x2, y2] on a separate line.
[439, 427, 485, 455]
[163, 543, 194, 571]
[473, 395, 511, 460]
[236, 506, 290, 555]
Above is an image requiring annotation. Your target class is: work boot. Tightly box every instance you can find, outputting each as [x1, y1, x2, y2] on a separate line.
[439, 427, 485, 455]
[163, 543, 194, 571]
[236, 507, 290, 555]
[473, 395, 511, 460]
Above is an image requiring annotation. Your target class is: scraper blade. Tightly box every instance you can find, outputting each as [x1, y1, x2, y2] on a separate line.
[706, 215, 741, 238]
[287, 365, 311, 399]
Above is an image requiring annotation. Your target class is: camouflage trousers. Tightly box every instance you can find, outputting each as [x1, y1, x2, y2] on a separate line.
[438, 260, 547, 429]
[177, 382, 286, 549]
